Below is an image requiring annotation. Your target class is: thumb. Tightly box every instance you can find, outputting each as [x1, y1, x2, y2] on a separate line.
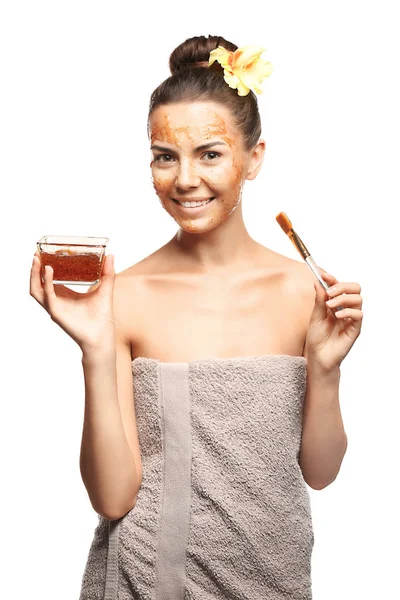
[310, 277, 328, 322]
[101, 254, 116, 284]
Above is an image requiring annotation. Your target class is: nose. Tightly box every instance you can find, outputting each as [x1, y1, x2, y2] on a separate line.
[175, 158, 201, 190]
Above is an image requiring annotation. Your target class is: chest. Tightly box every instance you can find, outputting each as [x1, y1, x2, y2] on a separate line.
[126, 269, 308, 362]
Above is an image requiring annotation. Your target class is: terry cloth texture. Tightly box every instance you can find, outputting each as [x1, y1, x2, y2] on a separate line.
[79, 354, 314, 600]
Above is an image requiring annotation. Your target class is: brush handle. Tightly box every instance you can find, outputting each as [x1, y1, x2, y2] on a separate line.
[305, 256, 344, 314]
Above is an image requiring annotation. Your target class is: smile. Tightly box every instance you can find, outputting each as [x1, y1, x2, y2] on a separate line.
[173, 197, 215, 209]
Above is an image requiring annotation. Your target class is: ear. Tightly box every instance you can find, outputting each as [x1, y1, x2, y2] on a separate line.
[246, 139, 266, 181]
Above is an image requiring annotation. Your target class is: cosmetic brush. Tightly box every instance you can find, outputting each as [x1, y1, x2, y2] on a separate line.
[276, 211, 344, 315]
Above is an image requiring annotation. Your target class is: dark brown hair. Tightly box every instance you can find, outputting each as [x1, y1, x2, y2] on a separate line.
[147, 35, 262, 151]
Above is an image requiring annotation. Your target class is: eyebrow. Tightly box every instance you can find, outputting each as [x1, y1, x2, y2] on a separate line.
[150, 141, 227, 153]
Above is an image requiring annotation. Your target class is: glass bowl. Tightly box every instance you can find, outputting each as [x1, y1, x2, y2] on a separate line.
[36, 235, 109, 285]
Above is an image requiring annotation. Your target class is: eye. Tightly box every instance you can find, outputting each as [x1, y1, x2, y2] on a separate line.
[203, 151, 221, 161]
[154, 154, 175, 163]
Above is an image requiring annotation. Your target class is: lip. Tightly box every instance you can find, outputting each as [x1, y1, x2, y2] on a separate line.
[172, 197, 215, 213]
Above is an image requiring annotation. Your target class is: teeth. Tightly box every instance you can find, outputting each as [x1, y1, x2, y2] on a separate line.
[178, 198, 214, 208]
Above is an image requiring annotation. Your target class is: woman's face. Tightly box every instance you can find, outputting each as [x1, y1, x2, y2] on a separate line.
[149, 101, 263, 233]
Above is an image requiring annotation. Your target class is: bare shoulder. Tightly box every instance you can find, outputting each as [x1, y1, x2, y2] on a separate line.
[112, 260, 152, 336]
[283, 255, 317, 315]
[256, 245, 317, 325]
[257, 245, 315, 294]
[269, 253, 318, 357]
[285, 257, 317, 300]
[111, 251, 165, 354]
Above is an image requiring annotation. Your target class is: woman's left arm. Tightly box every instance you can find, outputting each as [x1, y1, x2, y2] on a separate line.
[299, 269, 363, 490]
[299, 364, 346, 490]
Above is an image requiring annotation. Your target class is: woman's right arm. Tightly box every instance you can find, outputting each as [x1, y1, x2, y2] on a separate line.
[30, 252, 142, 521]
[80, 330, 142, 521]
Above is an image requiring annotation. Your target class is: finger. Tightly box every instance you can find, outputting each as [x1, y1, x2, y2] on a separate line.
[104, 254, 114, 275]
[43, 264, 57, 313]
[30, 254, 45, 306]
[334, 307, 364, 323]
[319, 269, 338, 285]
[99, 254, 115, 286]
[318, 270, 338, 296]
[312, 279, 332, 321]
[326, 293, 362, 308]
[325, 282, 362, 298]
[316, 270, 340, 304]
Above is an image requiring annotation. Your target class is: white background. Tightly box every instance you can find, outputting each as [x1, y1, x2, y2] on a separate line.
[1, 1, 398, 598]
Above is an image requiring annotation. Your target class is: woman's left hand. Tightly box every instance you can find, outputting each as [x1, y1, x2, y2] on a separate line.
[304, 269, 363, 372]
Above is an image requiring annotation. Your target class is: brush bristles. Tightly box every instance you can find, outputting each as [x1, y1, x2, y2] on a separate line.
[275, 212, 293, 234]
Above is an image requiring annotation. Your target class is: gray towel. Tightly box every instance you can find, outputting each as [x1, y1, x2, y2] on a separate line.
[79, 354, 314, 600]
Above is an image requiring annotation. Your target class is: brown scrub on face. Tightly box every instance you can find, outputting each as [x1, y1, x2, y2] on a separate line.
[199, 113, 245, 217]
[150, 112, 184, 148]
[150, 104, 249, 232]
[151, 109, 230, 147]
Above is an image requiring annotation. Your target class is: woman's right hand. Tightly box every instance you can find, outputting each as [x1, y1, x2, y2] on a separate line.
[29, 251, 117, 352]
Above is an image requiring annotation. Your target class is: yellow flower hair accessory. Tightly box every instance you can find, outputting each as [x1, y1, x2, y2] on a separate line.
[208, 44, 273, 96]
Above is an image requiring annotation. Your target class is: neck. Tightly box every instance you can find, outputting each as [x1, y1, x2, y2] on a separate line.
[168, 202, 261, 274]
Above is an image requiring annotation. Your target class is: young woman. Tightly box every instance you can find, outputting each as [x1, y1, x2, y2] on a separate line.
[30, 35, 363, 600]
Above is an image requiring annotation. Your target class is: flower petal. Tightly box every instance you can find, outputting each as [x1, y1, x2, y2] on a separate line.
[223, 71, 250, 96]
[209, 46, 233, 69]
[237, 83, 251, 96]
[232, 45, 266, 70]
[223, 71, 240, 89]
[234, 59, 273, 95]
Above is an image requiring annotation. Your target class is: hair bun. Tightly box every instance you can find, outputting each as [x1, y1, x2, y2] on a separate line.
[169, 35, 237, 75]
